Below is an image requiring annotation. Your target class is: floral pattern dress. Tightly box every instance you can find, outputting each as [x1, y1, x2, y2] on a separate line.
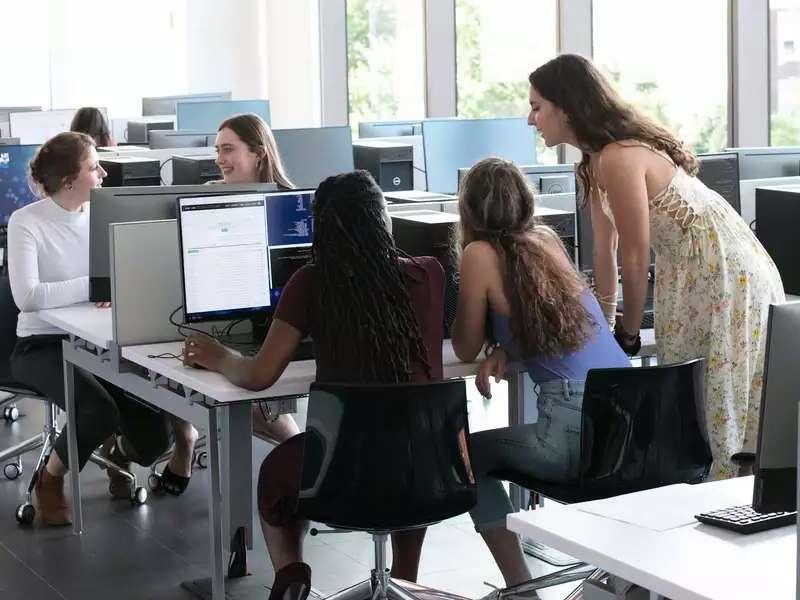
[598, 161, 785, 479]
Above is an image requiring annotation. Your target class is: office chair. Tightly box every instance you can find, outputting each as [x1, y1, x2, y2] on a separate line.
[0, 275, 148, 524]
[487, 358, 712, 599]
[297, 379, 477, 600]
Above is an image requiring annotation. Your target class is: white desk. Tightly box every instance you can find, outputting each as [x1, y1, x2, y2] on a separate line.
[507, 476, 795, 600]
[38, 304, 480, 600]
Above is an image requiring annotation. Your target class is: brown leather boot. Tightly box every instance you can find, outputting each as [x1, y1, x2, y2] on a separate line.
[34, 465, 72, 526]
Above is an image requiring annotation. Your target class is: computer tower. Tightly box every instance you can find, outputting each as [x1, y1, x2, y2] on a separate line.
[126, 119, 174, 143]
[172, 154, 222, 185]
[353, 140, 413, 192]
[99, 157, 161, 187]
[756, 186, 800, 294]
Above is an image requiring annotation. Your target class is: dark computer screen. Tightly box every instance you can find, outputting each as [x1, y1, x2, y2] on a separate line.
[753, 301, 800, 513]
[726, 146, 800, 180]
[696, 152, 741, 214]
[272, 126, 354, 189]
[358, 120, 421, 139]
[0, 144, 39, 225]
[176, 99, 271, 130]
[141, 92, 232, 116]
[422, 117, 535, 194]
[177, 190, 314, 322]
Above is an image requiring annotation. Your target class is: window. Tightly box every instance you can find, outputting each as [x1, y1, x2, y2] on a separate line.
[346, 0, 426, 133]
[593, 0, 729, 153]
[770, 0, 800, 145]
[456, 0, 557, 163]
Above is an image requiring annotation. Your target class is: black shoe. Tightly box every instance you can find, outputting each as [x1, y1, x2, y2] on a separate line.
[269, 562, 311, 600]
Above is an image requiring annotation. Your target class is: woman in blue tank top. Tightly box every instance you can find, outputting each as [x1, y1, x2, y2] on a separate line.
[452, 158, 629, 592]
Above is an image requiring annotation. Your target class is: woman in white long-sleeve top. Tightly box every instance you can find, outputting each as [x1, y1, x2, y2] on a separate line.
[8, 132, 172, 526]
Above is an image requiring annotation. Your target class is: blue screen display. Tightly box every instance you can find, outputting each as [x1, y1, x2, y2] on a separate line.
[176, 99, 271, 131]
[0, 144, 39, 225]
[266, 190, 314, 306]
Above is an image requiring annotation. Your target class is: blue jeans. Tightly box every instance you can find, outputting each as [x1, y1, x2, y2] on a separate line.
[468, 379, 584, 531]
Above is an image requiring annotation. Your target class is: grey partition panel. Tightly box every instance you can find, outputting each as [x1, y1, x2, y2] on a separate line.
[110, 219, 184, 346]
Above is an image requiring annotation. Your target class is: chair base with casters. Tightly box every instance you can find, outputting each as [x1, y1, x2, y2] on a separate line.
[145, 434, 208, 493]
[1, 392, 22, 422]
[0, 398, 149, 525]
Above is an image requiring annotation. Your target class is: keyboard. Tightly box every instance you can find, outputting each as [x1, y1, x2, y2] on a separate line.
[695, 504, 797, 534]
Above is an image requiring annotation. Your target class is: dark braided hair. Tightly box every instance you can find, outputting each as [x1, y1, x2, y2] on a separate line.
[313, 170, 431, 383]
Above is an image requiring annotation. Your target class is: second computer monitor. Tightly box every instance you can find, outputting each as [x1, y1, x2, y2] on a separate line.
[9, 109, 91, 145]
[176, 99, 271, 131]
[0, 144, 40, 225]
[696, 152, 741, 214]
[272, 126, 354, 189]
[422, 117, 535, 194]
[726, 146, 800, 180]
[148, 130, 216, 149]
[358, 120, 421, 139]
[177, 190, 314, 322]
[141, 92, 232, 116]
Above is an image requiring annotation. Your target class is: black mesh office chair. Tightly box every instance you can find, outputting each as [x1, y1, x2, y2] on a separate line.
[297, 379, 477, 600]
[0, 274, 148, 524]
[488, 358, 713, 599]
[0, 271, 25, 424]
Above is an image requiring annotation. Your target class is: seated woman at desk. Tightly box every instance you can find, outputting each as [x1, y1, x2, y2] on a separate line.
[70, 107, 114, 147]
[183, 170, 444, 600]
[7, 132, 172, 525]
[452, 158, 630, 591]
[214, 113, 293, 189]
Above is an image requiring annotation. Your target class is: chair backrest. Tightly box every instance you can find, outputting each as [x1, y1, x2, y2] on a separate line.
[0, 274, 20, 386]
[580, 358, 712, 494]
[297, 379, 477, 531]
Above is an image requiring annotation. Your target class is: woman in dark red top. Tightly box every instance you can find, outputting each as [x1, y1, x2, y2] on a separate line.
[183, 170, 445, 600]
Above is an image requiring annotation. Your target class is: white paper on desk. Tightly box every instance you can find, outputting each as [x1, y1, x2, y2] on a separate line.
[576, 483, 699, 531]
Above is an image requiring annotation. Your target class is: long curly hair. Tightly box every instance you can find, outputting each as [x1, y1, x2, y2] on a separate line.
[458, 158, 592, 358]
[312, 170, 430, 382]
[529, 54, 698, 204]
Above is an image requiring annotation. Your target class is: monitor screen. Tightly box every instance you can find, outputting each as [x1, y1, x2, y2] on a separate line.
[0, 106, 40, 123]
[0, 144, 39, 225]
[89, 182, 278, 301]
[753, 301, 800, 513]
[9, 108, 106, 145]
[176, 99, 271, 131]
[272, 126, 354, 189]
[358, 120, 421, 139]
[142, 92, 232, 116]
[727, 146, 800, 180]
[696, 152, 741, 214]
[148, 130, 215, 149]
[177, 190, 314, 322]
[422, 117, 535, 194]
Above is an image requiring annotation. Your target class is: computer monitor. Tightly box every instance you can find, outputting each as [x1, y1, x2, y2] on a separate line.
[148, 130, 215, 149]
[0, 138, 20, 146]
[89, 182, 277, 301]
[0, 144, 39, 225]
[141, 92, 232, 117]
[726, 146, 800, 180]
[696, 152, 741, 214]
[422, 117, 535, 194]
[176, 99, 271, 131]
[752, 301, 800, 513]
[177, 190, 314, 322]
[0, 106, 40, 123]
[358, 120, 421, 139]
[9, 108, 106, 145]
[272, 126, 354, 189]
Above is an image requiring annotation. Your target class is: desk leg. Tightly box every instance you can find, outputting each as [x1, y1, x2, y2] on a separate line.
[222, 404, 253, 551]
[507, 372, 526, 511]
[207, 408, 226, 600]
[63, 353, 83, 535]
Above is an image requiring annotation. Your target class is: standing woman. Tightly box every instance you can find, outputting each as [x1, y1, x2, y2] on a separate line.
[527, 54, 784, 478]
[70, 107, 115, 147]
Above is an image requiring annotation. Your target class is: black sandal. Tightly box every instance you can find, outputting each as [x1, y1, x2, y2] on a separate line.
[159, 465, 191, 496]
[269, 562, 311, 600]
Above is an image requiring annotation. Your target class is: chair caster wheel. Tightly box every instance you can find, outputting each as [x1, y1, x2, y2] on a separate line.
[4, 462, 22, 480]
[147, 473, 161, 491]
[131, 486, 148, 505]
[15, 503, 35, 525]
[3, 405, 19, 422]
[195, 451, 208, 469]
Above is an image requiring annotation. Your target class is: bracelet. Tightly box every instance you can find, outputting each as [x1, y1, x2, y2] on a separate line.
[614, 323, 641, 356]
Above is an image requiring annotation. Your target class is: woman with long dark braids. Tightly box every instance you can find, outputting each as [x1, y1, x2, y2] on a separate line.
[452, 158, 629, 597]
[183, 170, 444, 600]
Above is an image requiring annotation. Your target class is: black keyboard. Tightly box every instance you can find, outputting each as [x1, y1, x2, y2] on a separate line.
[695, 504, 796, 534]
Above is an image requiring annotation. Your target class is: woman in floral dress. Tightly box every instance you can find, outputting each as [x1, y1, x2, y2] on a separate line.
[527, 54, 785, 478]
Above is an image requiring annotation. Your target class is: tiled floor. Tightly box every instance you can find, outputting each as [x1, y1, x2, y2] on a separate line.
[0, 382, 581, 600]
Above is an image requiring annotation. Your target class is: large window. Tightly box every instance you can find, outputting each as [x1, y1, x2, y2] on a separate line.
[770, 1, 800, 145]
[593, 0, 729, 153]
[346, 0, 426, 132]
[456, 0, 557, 163]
